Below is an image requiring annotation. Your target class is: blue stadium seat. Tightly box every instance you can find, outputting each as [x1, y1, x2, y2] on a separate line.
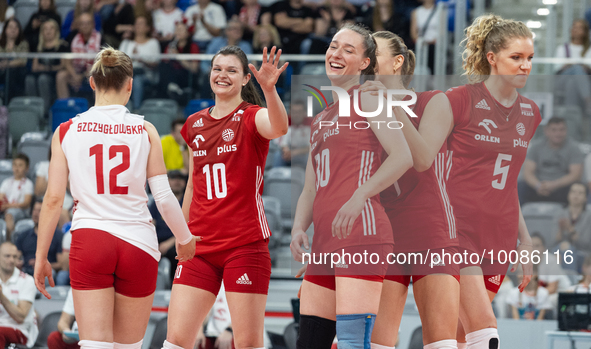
[13, 0, 39, 31]
[176, 0, 195, 11]
[50, 98, 89, 131]
[8, 97, 44, 144]
[17, 132, 51, 180]
[0, 160, 12, 186]
[184, 99, 215, 117]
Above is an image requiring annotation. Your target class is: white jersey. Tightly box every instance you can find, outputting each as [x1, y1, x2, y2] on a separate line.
[59, 105, 160, 260]
[0, 268, 38, 347]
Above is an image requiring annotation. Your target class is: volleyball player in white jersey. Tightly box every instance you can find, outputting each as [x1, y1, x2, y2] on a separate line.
[34, 47, 199, 349]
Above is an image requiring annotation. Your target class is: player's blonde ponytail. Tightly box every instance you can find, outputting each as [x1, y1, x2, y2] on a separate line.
[462, 14, 532, 82]
[90, 46, 133, 91]
[373, 31, 416, 88]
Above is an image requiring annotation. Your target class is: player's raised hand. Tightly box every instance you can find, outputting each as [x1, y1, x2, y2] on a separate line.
[249, 46, 289, 92]
[332, 191, 366, 240]
[175, 235, 201, 263]
[290, 229, 310, 263]
[34, 258, 55, 299]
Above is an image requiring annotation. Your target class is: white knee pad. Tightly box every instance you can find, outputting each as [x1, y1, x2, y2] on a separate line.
[79, 340, 114, 349]
[457, 343, 467, 349]
[424, 339, 457, 349]
[466, 328, 499, 349]
[162, 340, 184, 349]
[371, 344, 395, 349]
[114, 340, 143, 349]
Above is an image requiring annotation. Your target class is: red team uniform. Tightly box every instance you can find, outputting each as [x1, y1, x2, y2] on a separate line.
[59, 105, 159, 297]
[445, 82, 542, 292]
[176, 101, 272, 295]
[304, 86, 394, 290]
[380, 91, 459, 286]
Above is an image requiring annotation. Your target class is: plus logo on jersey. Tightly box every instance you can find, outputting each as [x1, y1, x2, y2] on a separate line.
[222, 129, 234, 142]
[520, 103, 534, 116]
[192, 135, 207, 157]
[475, 119, 500, 144]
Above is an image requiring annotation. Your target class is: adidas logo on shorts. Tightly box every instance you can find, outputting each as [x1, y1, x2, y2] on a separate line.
[488, 275, 502, 286]
[193, 118, 204, 128]
[475, 99, 490, 110]
[236, 273, 252, 285]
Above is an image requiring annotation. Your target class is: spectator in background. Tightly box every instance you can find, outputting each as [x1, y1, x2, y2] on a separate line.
[0, 242, 38, 348]
[274, 100, 309, 168]
[554, 183, 591, 253]
[153, 0, 184, 48]
[237, 0, 269, 42]
[102, 0, 135, 48]
[184, 0, 228, 51]
[554, 19, 591, 117]
[252, 24, 281, 53]
[0, 154, 33, 239]
[270, 0, 315, 54]
[159, 20, 199, 104]
[532, 232, 572, 309]
[520, 117, 584, 205]
[410, 0, 438, 74]
[567, 254, 591, 293]
[33, 148, 73, 230]
[0, 18, 29, 101]
[25, 19, 69, 114]
[161, 119, 190, 174]
[23, 0, 62, 51]
[0, 3, 15, 34]
[46, 288, 79, 349]
[56, 12, 101, 99]
[148, 170, 186, 284]
[507, 266, 552, 320]
[302, 0, 354, 54]
[204, 19, 253, 71]
[119, 14, 161, 109]
[15, 200, 67, 285]
[61, 0, 102, 42]
[95, 0, 119, 23]
[371, 0, 411, 48]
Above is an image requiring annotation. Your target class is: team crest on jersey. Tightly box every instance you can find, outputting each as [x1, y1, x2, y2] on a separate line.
[193, 118, 204, 128]
[520, 103, 534, 116]
[475, 99, 490, 110]
[516, 123, 526, 136]
[222, 129, 234, 142]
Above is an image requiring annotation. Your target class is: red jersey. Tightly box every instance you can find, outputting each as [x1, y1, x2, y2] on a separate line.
[445, 82, 542, 258]
[310, 87, 393, 252]
[181, 102, 271, 254]
[380, 91, 458, 252]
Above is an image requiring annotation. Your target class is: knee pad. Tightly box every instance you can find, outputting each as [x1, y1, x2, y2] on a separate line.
[370, 344, 395, 349]
[336, 313, 376, 349]
[465, 328, 499, 349]
[297, 315, 336, 349]
[162, 340, 184, 349]
[424, 339, 457, 349]
[79, 340, 114, 349]
[114, 340, 143, 349]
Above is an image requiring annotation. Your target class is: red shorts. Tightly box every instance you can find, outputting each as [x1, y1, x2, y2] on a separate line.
[303, 244, 393, 291]
[459, 248, 510, 294]
[69, 229, 158, 298]
[173, 239, 271, 295]
[385, 247, 461, 286]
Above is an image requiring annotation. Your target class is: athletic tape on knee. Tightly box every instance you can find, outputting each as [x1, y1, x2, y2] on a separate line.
[162, 340, 184, 349]
[465, 328, 499, 349]
[78, 340, 114, 349]
[297, 315, 336, 349]
[370, 343, 395, 349]
[423, 339, 457, 349]
[457, 343, 467, 349]
[114, 340, 143, 349]
[336, 313, 376, 349]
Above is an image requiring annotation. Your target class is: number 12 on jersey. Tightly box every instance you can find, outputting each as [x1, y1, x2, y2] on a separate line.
[89, 144, 130, 195]
[492, 153, 512, 190]
[203, 163, 227, 200]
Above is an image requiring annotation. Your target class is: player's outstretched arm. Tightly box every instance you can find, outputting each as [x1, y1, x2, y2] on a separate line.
[35, 131, 69, 298]
[332, 92, 413, 239]
[250, 46, 290, 140]
[145, 122, 199, 262]
[290, 153, 315, 263]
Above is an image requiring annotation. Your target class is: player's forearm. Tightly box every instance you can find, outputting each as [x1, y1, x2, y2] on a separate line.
[292, 189, 315, 234]
[36, 197, 64, 260]
[393, 106, 436, 172]
[261, 88, 289, 138]
[517, 206, 532, 245]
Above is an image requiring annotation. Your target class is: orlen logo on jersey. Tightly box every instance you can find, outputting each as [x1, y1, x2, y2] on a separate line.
[303, 84, 418, 119]
[475, 119, 500, 144]
[192, 135, 207, 157]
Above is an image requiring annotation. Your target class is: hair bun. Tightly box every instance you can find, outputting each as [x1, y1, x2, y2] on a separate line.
[101, 48, 118, 67]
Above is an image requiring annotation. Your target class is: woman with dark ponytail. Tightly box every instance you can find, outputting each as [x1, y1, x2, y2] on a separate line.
[162, 45, 289, 349]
